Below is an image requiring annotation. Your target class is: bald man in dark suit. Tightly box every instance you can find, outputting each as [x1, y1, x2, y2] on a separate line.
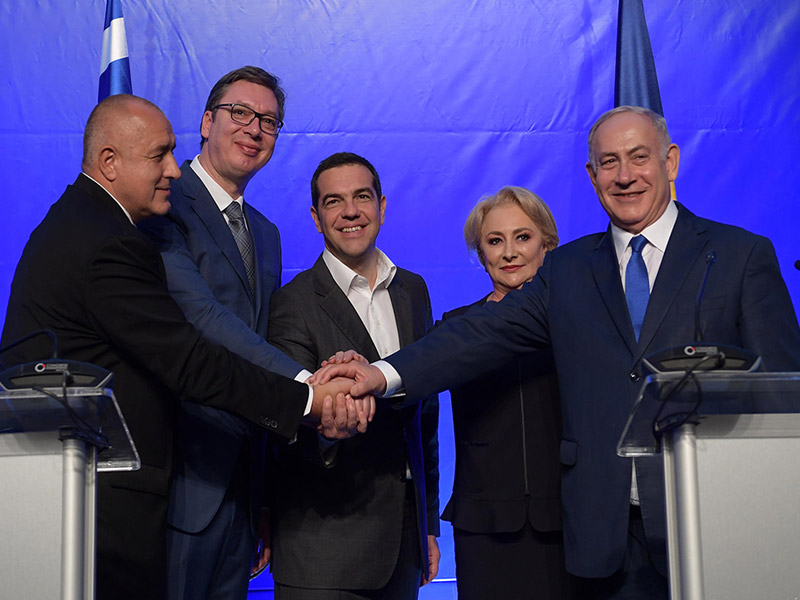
[1, 95, 361, 600]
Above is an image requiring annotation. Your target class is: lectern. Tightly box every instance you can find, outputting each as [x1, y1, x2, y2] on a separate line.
[618, 372, 800, 600]
[0, 385, 139, 600]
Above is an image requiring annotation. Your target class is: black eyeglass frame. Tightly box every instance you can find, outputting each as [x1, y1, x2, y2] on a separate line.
[211, 103, 284, 136]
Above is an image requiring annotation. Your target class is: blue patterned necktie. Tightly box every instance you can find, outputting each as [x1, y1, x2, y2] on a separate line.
[626, 235, 649, 340]
[223, 201, 255, 295]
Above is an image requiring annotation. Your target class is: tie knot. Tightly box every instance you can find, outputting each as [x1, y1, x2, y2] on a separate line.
[630, 235, 648, 254]
[223, 201, 244, 221]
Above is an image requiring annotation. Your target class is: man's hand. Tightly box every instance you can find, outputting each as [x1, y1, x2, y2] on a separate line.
[312, 362, 388, 398]
[307, 377, 375, 437]
[308, 349, 368, 384]
[320, 349, 368, 368]
[316, 391, 374, 439]
[421, 535, 440, 586]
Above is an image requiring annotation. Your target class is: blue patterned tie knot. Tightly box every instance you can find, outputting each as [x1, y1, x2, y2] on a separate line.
[626, 235, 649, 341]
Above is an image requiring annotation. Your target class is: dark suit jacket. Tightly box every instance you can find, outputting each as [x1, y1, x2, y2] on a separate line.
[0, 174, 309, 598]
[384, 204, 800, 578]
[140, 161, 304, 536]
[267, 255, 439, 589]
[440, 298, 562, 535]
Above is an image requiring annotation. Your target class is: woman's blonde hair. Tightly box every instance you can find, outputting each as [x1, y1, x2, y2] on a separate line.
[463, 186, 558, 266]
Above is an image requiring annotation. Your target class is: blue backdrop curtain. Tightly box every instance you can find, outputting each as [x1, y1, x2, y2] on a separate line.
[1, 1, 798, 597]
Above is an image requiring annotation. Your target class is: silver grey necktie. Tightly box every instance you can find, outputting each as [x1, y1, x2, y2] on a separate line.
[223, 201, 255, 295]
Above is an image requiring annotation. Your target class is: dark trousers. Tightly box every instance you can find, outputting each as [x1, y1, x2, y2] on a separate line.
[95, 478, 168, 600]
[573, 506, 669, 600]
[166, 446, 256, 600]
[453, 522, 576, 600]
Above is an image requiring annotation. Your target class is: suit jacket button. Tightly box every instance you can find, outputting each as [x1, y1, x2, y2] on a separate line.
[629, 372, 640, 382]
[260, 417, 278, 428]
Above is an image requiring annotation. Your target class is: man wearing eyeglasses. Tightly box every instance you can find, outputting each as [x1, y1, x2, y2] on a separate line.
[141, 66, 318, 600]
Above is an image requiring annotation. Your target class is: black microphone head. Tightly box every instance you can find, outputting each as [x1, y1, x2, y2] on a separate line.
[795, 260, 800, 271]
[706, 250, 717, 264]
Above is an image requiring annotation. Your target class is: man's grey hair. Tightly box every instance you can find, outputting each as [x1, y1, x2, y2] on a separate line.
[587, 105, 671, 170]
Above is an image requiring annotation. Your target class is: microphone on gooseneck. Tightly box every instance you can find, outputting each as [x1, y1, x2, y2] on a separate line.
[694, 250, 717, 342]
[0, 329, 60, 360]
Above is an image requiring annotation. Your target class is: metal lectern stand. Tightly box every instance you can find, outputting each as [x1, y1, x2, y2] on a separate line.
[618, 372, 800, 600]
[0, 387, 139, 600]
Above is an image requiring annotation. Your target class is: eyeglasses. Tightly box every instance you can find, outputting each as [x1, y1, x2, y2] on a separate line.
[212, 103, 283, 136]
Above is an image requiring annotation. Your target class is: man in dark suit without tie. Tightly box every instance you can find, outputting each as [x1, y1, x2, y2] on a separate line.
[0, 95, 366, 600]
[314, 107, 800, 599]
[268, 152, 440, 600]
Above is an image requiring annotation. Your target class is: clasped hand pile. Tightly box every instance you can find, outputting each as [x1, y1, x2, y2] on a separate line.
[306, 350, 389, 440]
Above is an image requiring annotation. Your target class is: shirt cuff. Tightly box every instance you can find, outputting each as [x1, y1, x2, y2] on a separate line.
[373, 360, 403, 397]
[295, 369, 313, 382]
[303, 383, 313, 417]
[296, 370, 314, 416]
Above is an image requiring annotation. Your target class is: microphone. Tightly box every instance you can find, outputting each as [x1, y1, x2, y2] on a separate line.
[642, 250, 761, 374]
[795, 260, 800, 271]
[694, 250, 717, 342]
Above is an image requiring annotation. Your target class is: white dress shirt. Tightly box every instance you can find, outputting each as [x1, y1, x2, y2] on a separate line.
[613, 200, 678, 294]
[320, 248, 403, 465]
[322, 248, 401, 359]
[190, 156, 247, 227]
[611, 200, 679, 505]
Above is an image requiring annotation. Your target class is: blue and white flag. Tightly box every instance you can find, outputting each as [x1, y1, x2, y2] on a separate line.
[98, 0, 132, 101]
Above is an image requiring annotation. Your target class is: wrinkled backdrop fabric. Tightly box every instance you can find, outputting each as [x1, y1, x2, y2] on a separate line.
[1, 1, 798, 596]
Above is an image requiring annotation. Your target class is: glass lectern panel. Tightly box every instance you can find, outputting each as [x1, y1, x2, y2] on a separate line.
[0, 386, 140, 471]
[617, 372, 800, 457]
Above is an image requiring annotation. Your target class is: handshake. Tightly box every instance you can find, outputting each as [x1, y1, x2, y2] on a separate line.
[304, 350, 389, 440]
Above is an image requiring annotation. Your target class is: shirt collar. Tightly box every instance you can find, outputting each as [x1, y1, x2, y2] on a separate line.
[611, 200, 678, 263]
[190, 156, 244, 210]
[322, 248, 397, 294]
[81, 171, 135, 225]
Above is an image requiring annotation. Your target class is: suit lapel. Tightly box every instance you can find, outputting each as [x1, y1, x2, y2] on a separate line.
[179, 163, 253, 304]
[312, 256, 380, 362]
[637, 205, 708, 354]
[591, 228, 639, 355]
[387, 273, 415, 348]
